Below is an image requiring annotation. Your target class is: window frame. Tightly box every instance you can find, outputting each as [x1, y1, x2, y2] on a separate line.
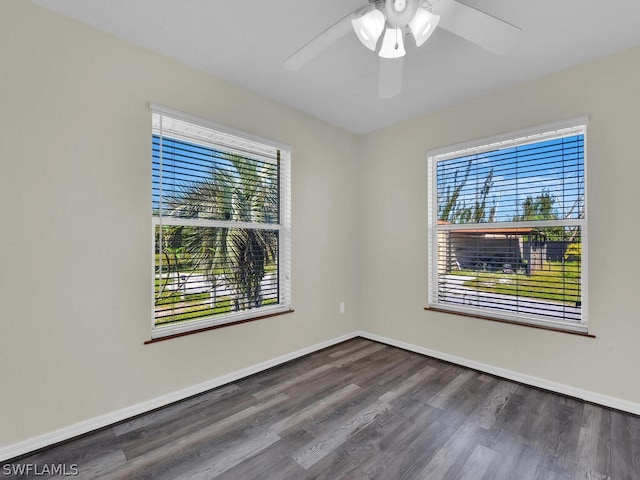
[427, 116, 589, 333]
[150, 104, 292, 340]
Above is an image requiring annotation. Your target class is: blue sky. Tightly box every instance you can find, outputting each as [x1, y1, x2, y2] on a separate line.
[437, 134, 585, 223]
[152, 134, 277, 217]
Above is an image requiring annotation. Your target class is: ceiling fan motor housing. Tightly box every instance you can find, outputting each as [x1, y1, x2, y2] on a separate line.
[384, 0, 419, 27]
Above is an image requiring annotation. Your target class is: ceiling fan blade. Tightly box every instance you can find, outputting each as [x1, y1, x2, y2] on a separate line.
[431, 0, 521, 55]
[378, 57, 404, 99]
[284, 11, 357, 70]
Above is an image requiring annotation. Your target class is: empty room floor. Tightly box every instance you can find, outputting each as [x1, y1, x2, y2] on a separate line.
[4, 338, 639, 479]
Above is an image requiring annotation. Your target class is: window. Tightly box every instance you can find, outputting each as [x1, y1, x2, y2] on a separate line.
[428, 117, 587, 333]
[151, 106, 291, 339]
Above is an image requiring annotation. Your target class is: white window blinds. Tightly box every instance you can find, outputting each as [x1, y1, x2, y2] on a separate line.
[152, 107, 291, 338]
[428, 119, 587, 332]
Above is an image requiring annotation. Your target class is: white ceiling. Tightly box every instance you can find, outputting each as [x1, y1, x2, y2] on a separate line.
[32, 0, 640, 134]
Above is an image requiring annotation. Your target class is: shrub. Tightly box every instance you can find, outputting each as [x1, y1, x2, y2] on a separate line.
[564, 242, 581, 262]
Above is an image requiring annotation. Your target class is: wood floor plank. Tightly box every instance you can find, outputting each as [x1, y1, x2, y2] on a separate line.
[118, 380, 282, 459]
[300, 380, 390, 439]
[427, 370, 476, 409]
[418, 422, 493, 480]
[378, 365, 438, 404]
[293, 399, 391, 469]
[455, 444, 499, 480]
[343, 345, 414, 387]
[359, 406, 455, 480]
[327, 338, 374, 359]
[9, 427, 124, 480]
[106, 394, 289, 479]
[213, 430, 311, 480]
[610, 409, 640, 480]
[254, 370, 359, 433]
[542, 398, 584, 477]
[575, 403, 611, 479]
[112, 383, 240, 437]
[6, 339, 639, 480]
[487, 434, 545, 480]
[474, 380, 519, 430]
[367, 349, 432, 394]
[328, 342, 386, 368]
[269, 383, 361, 434]
[309, 391, 444, 479]
[253, 364, 334, 399]
[169, 430, 281, 480]
[434, 381, 491, 432]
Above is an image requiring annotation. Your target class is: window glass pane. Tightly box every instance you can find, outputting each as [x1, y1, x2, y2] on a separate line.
[152, 135, 279, 224]
[432, 125, 586, 329]
[437, 135, 584, 224]
[155, 225, 280, 327]
[437, 226, 582, 322]
[151, 109, 290, 337]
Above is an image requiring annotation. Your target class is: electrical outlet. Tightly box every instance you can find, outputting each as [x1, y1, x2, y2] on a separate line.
[339, 302, 345, 313]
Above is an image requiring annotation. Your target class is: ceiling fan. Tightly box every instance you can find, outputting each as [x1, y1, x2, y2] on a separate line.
[284, 0, 521, 99]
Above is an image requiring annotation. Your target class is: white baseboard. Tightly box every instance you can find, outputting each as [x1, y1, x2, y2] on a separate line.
[357, 331, 640, 416]
[0, 331, 358, 463]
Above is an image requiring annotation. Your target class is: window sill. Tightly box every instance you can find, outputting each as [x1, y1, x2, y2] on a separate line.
[145, 309, 295, 344]
[424, 307, 595, 338]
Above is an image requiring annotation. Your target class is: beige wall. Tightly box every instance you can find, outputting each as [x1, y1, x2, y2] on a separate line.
[0, 1, 361, 448]
[360, 48, 640, 404]
[3, 0, 640, 455]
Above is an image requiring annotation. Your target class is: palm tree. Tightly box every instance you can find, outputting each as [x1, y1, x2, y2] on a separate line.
[157, 154, 278, 314]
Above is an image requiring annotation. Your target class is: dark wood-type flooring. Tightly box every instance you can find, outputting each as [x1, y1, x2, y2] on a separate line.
[4, 338, 640, 479]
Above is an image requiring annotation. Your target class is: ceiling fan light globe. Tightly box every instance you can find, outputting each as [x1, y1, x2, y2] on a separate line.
[409, 8, 440, 47]
[384, 0, 418, 27]
[351, 9, 385, 51]
[378, 27, 406, 59]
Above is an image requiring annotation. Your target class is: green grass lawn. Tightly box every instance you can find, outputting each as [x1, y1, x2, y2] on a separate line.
[155, 295, 233, 325]
[153, 264, 279, 326]
[154, 284, 279, 327]
[454, 261, 581, 305]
